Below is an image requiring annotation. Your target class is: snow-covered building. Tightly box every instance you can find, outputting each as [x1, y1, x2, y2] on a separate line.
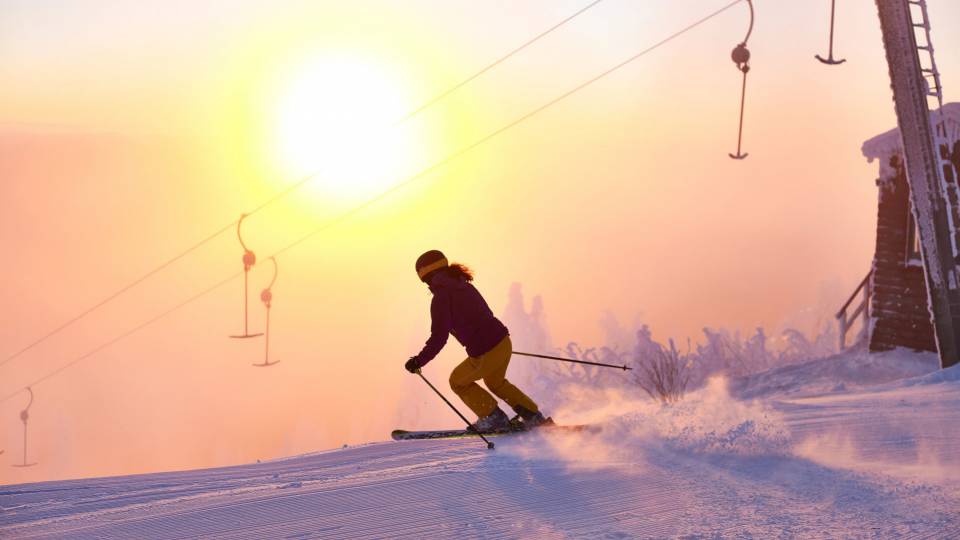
[841, 103, 960, 352]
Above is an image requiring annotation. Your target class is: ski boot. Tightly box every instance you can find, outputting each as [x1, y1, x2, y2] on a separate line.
[472, 407, 512, 433]
[514, 405, 553, 429]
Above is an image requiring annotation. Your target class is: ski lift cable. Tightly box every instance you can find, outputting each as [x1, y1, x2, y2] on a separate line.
[243, 0, 609, 218]
[273, 0, 748, 258]
[396, 0, 606, 125]
[0, 0, 607, 372]
[0, 0, 743, 404]
[0, 273, 240, 404]
[0, 223, 235, 370]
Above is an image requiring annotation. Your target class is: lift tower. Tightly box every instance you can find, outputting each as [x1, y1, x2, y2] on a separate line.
[876, 0, 960, 368]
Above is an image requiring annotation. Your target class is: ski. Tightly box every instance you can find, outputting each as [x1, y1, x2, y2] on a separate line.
[391, 422, 598, 441]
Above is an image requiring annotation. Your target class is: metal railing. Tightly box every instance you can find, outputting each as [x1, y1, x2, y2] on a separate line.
[836, 270, 873, 350]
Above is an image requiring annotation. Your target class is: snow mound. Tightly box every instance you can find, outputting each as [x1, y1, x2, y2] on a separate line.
[625, 377, 790, 456]
[884, 361, 960, 388]
[729, 348, 939, 399]
[505, 377, 790, 467]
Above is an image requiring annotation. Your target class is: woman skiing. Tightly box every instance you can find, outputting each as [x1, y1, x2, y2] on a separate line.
[404, 250, 548, 432]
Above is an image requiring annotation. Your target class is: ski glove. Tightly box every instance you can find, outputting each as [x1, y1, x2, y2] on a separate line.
[404, 357, 420, 374]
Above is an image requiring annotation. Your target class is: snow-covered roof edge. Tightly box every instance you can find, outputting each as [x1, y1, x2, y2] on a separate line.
[862, 102, 960, 165]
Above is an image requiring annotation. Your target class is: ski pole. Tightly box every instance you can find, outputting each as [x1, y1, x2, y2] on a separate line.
[512, 351, 633, 371]
[416, 369, 495, 450]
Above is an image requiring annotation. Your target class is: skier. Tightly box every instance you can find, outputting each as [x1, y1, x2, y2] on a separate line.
[405, 250, 549, 432]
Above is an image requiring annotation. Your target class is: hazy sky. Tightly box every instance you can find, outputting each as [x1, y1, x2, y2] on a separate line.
[2, 0, 959, 483]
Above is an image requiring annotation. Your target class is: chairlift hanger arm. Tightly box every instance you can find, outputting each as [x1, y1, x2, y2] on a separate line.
[254, 257, 280, 367]
[260, 257, 277, 306]
[237, 213, 251, 253]
[266, 257, 278, 291]
[23, 387, 34, 411]
[14, 387, 37, 467]
[20, 387, 34, 421]
[741, 0, 754, 45]
[230, 214, 262, 338]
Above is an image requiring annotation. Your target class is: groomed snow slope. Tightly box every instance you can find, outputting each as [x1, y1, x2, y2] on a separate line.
[729, 348, 941, 400]
[2, 351, 959, 539]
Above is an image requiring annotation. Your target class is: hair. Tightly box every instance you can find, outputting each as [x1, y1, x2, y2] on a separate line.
[446, 263, 474, 282]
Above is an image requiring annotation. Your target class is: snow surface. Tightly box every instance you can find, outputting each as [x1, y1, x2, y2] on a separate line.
[729, 348, 940, 400]
[2, 349, 959, 539]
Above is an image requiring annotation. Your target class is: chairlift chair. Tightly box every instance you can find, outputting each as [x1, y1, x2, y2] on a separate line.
[230, 214, 264, 339]
[729, 0, 754, 160]
[815, 0, 846, 65]
[253, 257, 280, 367]
[12, 387, 37, 468]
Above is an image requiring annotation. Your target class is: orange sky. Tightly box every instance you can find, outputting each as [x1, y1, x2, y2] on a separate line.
[2, 0, 960, 484]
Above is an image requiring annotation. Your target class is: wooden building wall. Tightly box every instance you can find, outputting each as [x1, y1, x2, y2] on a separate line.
[868, 156, 937, 352]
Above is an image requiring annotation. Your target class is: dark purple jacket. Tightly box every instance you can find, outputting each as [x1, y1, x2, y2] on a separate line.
[413, 272, 509, 366]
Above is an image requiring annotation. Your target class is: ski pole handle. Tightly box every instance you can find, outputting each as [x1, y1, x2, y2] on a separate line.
[416, 370, 495, 450]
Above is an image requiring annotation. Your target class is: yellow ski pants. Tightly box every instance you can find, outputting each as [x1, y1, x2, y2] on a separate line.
[449, 336, 539, 418]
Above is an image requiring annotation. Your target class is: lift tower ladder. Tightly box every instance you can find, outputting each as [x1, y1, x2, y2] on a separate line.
[909, 1, 942, 104]
[878, 0, 960, 369]
[908, 0, 959, 229]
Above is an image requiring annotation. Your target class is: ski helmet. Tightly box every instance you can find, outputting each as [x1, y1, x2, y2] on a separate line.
[415, 250, 448, 282]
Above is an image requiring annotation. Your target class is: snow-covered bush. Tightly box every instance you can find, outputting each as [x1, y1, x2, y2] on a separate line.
[502, 284, 837, 406]
[775, 326, 837, 363]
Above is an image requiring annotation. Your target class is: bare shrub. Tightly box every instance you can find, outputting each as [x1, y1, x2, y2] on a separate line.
[633, 339, 690, 404]
[502, 285, 838, 407]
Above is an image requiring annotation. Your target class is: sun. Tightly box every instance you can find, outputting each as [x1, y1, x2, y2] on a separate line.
[271, 53, 424, 201]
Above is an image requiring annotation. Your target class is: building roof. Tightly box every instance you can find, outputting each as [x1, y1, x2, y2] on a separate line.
[862, 102, 960, 164]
